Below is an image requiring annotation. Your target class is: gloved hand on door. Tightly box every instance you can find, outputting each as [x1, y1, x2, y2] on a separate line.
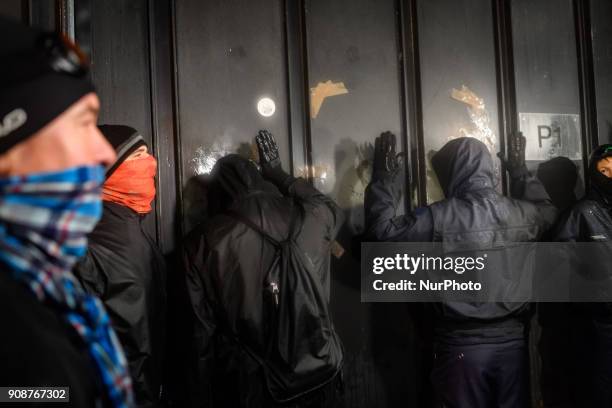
[372, 131, 404, 181]
[497, 131, 528, 180]
[256, 129, 294, 190]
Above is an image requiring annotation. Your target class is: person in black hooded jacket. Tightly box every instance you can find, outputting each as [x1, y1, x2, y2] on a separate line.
[183, 130, 344, 408]
[364, 132, 556, 408]
[74, 125, 167, 408]
[550, 144, 612, 407]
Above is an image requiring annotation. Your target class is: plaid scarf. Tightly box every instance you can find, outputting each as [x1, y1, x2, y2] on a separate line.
[0, 166, 134, 408]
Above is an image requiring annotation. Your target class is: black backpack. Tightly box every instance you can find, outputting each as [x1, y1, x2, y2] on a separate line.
[226, 207, 343, 403]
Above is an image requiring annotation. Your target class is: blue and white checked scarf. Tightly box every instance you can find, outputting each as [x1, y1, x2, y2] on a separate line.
[0, 166, 134, 408]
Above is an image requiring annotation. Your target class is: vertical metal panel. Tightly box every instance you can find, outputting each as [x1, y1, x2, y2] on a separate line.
[284, 0, 310, 176]
[174, 0, 290, 234]
[73, 0, 91, 56]
[0, 0, 26, 21]
[573, 0, 598, 156]
[148, 0, 179, 252]
[397, 6, 432, 404]
[511, 0, 585, 184]
[591, 0, 612, 145]
[304, 1, 413, 407]
[305, 0, 404, 218]
[28, 0, 55, 30]
[512, 0, 581, 115]
[418, 0, 502, 203]
[492, 0, 518, 195]
[56, 0, 74, 40]
[398, 0, 426, 207]
[85, 0, 153, 145]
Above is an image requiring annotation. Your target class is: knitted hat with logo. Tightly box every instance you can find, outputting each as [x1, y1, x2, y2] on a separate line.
[0, 16, 94, 154]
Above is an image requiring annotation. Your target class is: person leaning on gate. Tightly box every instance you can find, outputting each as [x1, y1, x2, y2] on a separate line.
[0, 16, 133, 407]
[549, 144, 612, 407]
[363, 132, 557, 408]
[73, 125, 167, 408]
[182, 130, 345, 408]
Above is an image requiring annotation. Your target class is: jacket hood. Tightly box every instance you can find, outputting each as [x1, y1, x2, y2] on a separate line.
[211, 154, 280, 207]
[431, 137, 495, 197]
[537, 156, 578, 211]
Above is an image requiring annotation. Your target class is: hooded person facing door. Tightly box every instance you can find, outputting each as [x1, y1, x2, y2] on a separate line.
[74, 125, 167, 408]
[183, 131, 344, 408]
[550, 144, 612, 407]
[364, 133, 557, 408]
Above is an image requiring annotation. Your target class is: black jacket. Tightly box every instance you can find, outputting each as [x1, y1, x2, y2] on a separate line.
[365, 137, 557, 341]
[74, 201, 167, 407]
[551, 188, 612, 243]
[183, 156, 344, 407]
[550, 188, 612, 321]
[0, 266, 108, 407]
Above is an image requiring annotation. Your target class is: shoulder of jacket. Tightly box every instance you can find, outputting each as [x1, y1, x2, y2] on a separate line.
[569, 198, 603, 216]
[200, 214, 250, 242]
[551, 199, 604, 231]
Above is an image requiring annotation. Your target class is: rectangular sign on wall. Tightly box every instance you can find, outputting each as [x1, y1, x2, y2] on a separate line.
[519, 112, 582, 161]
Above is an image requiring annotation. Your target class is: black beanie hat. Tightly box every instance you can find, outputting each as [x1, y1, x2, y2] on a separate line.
[0, 16, 94, 154]
[98, 124, 147, 177]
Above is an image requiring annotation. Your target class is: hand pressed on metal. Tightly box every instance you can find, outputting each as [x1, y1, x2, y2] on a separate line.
[497, 132, 527, 178]
[256, 129, 282, 172]
[373, 131, 404, 176]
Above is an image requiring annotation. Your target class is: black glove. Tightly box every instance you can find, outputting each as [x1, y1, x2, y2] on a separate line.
[373, 131, 403, 179]
[497, 132, 528, 179]
[256, 130, 293, 189]
[256, 130, 281, 172]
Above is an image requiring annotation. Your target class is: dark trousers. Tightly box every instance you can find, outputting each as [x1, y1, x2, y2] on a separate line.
[539, 327, 572, 408]
[263, 374, 344, 408]
[213, 369, 343, 408]
[431, 339, 529, 408]
[593, 321, 612, 407]
[572, 320, 612, 408]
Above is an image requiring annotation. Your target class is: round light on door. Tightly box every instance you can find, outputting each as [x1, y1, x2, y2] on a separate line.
[257, 97, 276, 117]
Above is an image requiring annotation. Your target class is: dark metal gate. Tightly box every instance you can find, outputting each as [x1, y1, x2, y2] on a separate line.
[2, 0, 612, 406]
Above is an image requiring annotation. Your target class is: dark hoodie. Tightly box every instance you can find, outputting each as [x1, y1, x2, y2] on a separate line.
[551, 144, 612, 247]
[550, 145, 612, 322]
[365, 137, 557, 341]
[537, 156, 579, 213]
[183, 155, 344, 407]
[430, 137, 496, 198]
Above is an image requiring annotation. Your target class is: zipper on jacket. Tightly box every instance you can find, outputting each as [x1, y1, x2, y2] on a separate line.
[269, 281, 280, 307]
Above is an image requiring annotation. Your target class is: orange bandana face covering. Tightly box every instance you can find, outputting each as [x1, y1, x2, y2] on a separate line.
[102, 155, 157, 214]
